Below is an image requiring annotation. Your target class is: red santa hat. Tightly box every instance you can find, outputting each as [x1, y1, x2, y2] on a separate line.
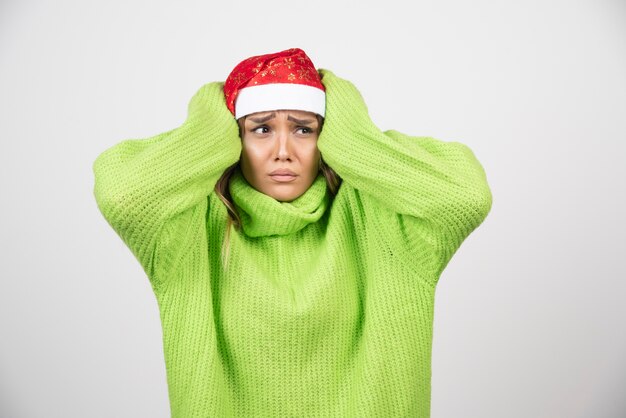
[224, 48, 326, 120]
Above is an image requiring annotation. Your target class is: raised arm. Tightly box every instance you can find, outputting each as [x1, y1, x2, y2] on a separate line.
[92, 82, 241, 290]
[316, 69, 492, 279]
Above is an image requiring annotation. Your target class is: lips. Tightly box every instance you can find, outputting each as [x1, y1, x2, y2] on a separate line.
[270, 169, 296, 176]
[269, 169, 297, 183]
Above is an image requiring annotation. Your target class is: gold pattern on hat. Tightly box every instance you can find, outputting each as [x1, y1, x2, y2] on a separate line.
[297, 68, 312, 80]
[233, 72, 246, 85]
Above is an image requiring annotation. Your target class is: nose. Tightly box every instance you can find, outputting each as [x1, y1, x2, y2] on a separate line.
[275, 129, 292, 161]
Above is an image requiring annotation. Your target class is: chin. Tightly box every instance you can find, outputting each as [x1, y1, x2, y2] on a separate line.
[267, 188, 304, 202]
[273, 194, 300, 203]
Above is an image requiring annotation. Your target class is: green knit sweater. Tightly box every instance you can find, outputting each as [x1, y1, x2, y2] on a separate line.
[93, 69, 492, 417]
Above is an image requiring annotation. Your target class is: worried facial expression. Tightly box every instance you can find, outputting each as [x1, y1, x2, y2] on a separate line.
[239, 109, 322, 202]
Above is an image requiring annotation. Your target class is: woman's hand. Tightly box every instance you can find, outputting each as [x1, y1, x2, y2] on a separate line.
[318, 69, 380, 137]
[186, 81, 236, 127]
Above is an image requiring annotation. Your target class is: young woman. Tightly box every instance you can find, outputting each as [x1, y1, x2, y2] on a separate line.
[93, 47, 492, 417]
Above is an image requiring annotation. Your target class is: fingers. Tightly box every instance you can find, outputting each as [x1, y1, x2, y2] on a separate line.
[187, 81, 230, 121]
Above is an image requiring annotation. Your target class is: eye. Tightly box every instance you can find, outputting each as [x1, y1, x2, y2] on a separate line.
[251, 125, 270, 134]
[296, 126, 314, 135]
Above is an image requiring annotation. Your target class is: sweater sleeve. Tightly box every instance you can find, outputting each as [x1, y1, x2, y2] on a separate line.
[92, 81, 241, 291]
[316, 69, 492, 279]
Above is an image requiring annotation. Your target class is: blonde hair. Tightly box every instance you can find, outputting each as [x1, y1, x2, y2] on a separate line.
[214, 114, 341, 269]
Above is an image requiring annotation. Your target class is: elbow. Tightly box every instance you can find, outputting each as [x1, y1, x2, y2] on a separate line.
[92, 154, 139, 222]
[93, 162, 138, 224]
[457, 173, 493, 234]
[439, 185, 491, 248]
[469, 181, 493, 228]
[93, 182, 128, 223]
[454, 142, 493, 225]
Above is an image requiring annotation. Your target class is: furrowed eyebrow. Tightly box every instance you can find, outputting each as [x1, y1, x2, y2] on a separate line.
[249, 113, 276, 123]
[287, 115, 316, 125]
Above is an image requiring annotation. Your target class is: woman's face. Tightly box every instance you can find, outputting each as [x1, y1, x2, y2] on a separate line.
[239, 109, 321, 202]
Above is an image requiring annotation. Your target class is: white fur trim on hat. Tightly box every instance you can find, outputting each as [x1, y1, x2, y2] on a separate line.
[235, 83, 326, 119]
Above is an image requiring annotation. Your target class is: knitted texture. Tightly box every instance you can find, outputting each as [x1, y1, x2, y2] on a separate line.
[93, 69, 492, 417]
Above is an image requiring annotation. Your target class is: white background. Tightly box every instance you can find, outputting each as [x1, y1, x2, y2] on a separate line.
[1, 0, 624, 417]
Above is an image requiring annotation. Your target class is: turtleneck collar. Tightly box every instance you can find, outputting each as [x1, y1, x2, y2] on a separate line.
[229, 167, 330, 237]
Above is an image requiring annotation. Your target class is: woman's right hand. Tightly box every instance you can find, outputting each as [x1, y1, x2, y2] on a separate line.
[186, 81, 237, 128]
